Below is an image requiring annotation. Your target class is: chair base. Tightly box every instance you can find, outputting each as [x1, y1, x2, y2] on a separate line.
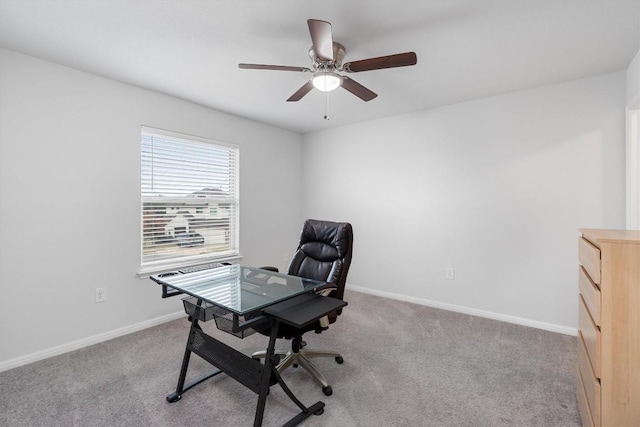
[252, 347, 343, 396]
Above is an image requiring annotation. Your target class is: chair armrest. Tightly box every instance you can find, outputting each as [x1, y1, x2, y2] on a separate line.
[315, 284, 339, 329]
[317, 287, 336, 297]
[315, 282, 337, 294]
[259, 266, 279, 272]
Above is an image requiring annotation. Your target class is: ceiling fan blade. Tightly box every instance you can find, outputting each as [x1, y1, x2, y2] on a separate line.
[239, 63, 311, 72]
[343, 52, 417, 73]
[287, 81, 315, 102]
[307, 19, 333, 61]
[341, 77, 377, 101]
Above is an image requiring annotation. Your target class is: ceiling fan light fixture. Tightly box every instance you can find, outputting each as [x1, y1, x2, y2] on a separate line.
[312, 72, 342, 92]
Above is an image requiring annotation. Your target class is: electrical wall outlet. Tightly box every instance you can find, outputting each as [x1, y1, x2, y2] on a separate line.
[446, 268, 455, 280]
[95, 287, 107, 303]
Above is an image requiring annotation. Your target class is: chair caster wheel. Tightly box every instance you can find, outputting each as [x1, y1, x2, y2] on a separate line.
[314, 407, 325, 416]
[335, 356, 344, 364]
[322, 386, 333, 396]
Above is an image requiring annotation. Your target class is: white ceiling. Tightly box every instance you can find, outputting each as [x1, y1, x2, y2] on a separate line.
[1, 1, 638, 134]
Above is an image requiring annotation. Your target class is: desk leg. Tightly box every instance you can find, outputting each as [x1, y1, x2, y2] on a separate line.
[167, 316, 222, 403]
[253, 319, 278, 427]
[253, 319, 325, 427]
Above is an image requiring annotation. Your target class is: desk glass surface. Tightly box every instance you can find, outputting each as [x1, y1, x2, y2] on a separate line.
[151, 264, 325, 315]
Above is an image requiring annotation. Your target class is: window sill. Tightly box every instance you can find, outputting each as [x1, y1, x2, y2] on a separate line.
[136, 255, 243, 279]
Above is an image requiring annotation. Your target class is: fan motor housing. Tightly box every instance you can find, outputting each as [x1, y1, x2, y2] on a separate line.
[309, 42, 346, 69]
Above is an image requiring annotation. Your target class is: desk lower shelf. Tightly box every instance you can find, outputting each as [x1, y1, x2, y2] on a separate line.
[189, 327, 265, 393]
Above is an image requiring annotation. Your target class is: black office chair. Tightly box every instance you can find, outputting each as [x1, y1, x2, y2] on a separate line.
[252, 219, 353, 396]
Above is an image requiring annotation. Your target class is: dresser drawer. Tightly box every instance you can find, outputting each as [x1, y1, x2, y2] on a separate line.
[576, 369, 600, 427]
[578, 237, 601, 285]
[578, 266, 601, 327]
[578, 331, 601, 426]
[578, 296, 601, 378]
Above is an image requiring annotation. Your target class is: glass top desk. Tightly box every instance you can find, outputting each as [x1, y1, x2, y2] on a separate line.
[153, 263, 326, 316]
[151, 264, 343, 427]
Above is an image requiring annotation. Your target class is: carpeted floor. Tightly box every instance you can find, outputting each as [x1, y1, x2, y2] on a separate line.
[0, 290, 581, 426]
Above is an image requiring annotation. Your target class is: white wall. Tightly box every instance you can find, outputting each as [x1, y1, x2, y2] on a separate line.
[626, 48, 640, 229]
[626, 48, 640, 106]
[0, 48, 303, 368]
[302, 72, 626, 331]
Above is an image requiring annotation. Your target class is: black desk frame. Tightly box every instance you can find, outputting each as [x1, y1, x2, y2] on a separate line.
[167, 297, 332, 427]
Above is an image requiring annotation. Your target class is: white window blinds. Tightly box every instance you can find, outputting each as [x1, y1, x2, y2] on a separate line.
[140, 127, 239, 270]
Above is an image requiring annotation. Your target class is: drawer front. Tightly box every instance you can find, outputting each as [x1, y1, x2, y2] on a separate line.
[578, 296, 601, 378]
[578, 237, 601, 285]
[578, 266, 601, 327]
[577, 370, 596, 427]
[578, 332, 601, 426]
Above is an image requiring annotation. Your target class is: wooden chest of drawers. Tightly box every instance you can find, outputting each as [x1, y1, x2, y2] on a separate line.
[577, 229, 640, 427]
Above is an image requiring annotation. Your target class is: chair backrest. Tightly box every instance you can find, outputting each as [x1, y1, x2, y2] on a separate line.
[287, 219, 353, 301]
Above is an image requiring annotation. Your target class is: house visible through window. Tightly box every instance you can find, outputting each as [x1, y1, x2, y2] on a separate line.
[140, 127, 239, 271]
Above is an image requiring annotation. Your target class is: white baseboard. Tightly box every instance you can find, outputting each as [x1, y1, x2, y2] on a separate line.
[0, 310, 185, 373]
[346, 285, 577, 336]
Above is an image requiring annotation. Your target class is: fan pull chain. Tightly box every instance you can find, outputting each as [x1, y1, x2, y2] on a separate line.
[324, 92, 330, 120]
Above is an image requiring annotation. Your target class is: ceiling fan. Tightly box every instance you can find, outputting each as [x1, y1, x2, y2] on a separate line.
[239, 19, 417, 102]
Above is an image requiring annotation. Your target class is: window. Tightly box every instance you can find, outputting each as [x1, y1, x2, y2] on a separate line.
[140, 127, 239, 271]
